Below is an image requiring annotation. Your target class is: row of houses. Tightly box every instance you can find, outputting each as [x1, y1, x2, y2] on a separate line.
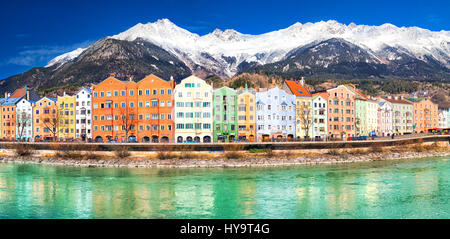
[1, 74, 448, 143]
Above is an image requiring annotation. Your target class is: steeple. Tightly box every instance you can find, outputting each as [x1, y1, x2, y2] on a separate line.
[245, 83, 248, 92]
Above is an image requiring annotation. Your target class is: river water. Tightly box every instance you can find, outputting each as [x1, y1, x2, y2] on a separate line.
[0, 157, 449, 219]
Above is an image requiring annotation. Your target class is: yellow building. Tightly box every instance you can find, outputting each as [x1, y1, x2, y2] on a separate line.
[237, 86, 256, 142]
[57, 93, 76, 140]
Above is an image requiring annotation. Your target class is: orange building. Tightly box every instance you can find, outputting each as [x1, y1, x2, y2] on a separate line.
[326, 85, 357, 139]
[135, 74, 175, 143]
[1, 98, 20, 141]
[92, 74, 175, 143]
[33, 97, 58, 141]
[406, 98, 439, 133]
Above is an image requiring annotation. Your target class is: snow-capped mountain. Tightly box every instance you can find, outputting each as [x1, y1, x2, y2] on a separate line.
[45, 18, 448, 77]
[3, 18, 449, 94]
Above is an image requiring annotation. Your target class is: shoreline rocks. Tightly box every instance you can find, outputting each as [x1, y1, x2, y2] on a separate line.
[1, 150, 449, 169]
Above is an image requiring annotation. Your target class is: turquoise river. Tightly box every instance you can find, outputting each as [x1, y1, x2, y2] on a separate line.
[0, 157, 449, 219]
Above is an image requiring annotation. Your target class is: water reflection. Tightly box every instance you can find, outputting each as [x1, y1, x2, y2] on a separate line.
[0, 157, 449, 219]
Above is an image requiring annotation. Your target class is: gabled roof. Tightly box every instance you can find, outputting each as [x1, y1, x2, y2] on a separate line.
[381, 97, 412, 105]
[284, 80, 312, 97]
[312, 91, 328, 100]
[36, 97, 57, 104]
[76, 87, 92, 94]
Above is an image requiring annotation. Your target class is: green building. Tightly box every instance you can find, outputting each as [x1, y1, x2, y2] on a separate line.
[213, 87, 238, 142]
[355, 98, 367, 136]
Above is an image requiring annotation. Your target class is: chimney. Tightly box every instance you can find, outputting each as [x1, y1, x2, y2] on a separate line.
[170, 76, 174, 82]
[7, 93, 10, 98]
[110, 73, 116, 77]
[4, 92, 7, 98]
[26, 91, 29, 101]
[299, 77, 305, 86]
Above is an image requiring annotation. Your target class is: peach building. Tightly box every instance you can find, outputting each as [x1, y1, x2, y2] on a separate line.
[406, 98, 439, 133]
[33, 97, 58, 141]
[326, 85, 357, 139]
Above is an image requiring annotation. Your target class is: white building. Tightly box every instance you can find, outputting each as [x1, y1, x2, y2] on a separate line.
[311, 94, 327, 140]
[75, 88, 92, 141]
[378, 101, 393, 136]
[366, 100, 380, 136]
[174, 75, 213, 143]
[15, 98, 33, 142]
[438, 109, 449, 128]
[256, 87, 296, 142]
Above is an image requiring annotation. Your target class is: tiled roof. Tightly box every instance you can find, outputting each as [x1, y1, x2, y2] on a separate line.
[382, 97, 412, 105]
[284, 80, 312, 97]
[9, 86, 26, 98]
[1, 97, 22, 106]
[312, 91, 328, 99]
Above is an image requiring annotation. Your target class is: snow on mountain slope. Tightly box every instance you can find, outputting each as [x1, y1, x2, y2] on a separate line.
[48, 18, 450, 77]
[46, 48, 86, 67]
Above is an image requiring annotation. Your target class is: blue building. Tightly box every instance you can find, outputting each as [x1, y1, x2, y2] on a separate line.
[256, 87, 296, 142]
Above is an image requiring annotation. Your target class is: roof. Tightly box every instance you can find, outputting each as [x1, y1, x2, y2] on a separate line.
[284, 80, 312, 97]
[9, 86, 27, 98]
[405, 97, 424, 103]
[77, 87, 92, 94]
[312, 91, 328, 99]
[1, 97, 22, 106]
[382, 97, 412, 105]
[36, 97, 57, 103]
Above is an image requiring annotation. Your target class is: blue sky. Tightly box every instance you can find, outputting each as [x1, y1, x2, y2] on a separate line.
[0, 0, 448, 79]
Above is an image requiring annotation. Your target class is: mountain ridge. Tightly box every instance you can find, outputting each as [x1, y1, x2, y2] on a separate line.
[1, 18, 449, 94]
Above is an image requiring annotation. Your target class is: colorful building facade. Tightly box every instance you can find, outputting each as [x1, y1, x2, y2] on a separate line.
[213, 86, 237, 142]
[237, 87, 256, 142]
[75, 88, 92, 141]
[92, 75, 138, 143]
[57, 93, 76, 140]
[33, 97, 58, 141]
[327, 85, 356, 139]
[1, 98, 20, 141]
[366, 100, 380, 136]
[174, 75, 213, 143]
[311, 93, 328, 140]
[380, 97, 413, 134]
[378, 101, 393, 136]
[283, 78, 312, 139]
[406, 98, 439, 133]
[135, 74, 175, 143]
[15, 98, 34, 142]
[256, 87, 296, 142]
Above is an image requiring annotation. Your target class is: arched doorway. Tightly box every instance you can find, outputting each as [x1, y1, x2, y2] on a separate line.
[217, 136, 225, 142]
[95, 136, 103, 143]
[277, 135, 283, 141]
[161, 137, 169, 143]
[194, 136, 200, 143]
[287, 134, 294, 141]
[249, 135, 255, 142]
[203, 136, 211, 143]
[186, 136, 193, 142]
[177, 136, 183, 143]
[141, 136, 150, 143]
[35, 136, 41, 142]
[229, 135, 235, 142]
[262, 135, 270, 142]
[152, 136, 159, 143]
[128, 135, 137, 143]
